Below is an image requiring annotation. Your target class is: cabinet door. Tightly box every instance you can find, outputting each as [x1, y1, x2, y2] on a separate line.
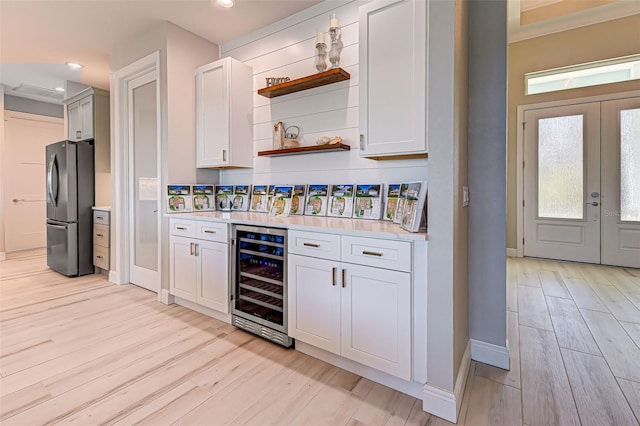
[359, 0, 426, 157]
[80, 96, 94, 140]
[341, 264, 411, 380]
[196, 60, 229, 167]
[169, 236, 197, 302]
[196, 240, 229, 313]
[67, 101, 81, 141]
[288, 254, 341, 354]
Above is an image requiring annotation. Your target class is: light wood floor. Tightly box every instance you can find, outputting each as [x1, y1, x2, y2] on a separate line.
[1, 250, 639, 425]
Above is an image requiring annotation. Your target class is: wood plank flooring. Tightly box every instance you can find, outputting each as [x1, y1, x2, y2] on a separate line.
[1, 250, 639, 425]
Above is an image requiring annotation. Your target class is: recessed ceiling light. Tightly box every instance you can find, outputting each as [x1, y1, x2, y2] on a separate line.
[217, 0, 234, 7]
[54, 86, 65, 92]
[65, 62, 83, 70]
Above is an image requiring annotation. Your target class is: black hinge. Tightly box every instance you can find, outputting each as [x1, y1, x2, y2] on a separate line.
[523, 200, 525, 207]
[230, 293, 234, 301]
[523, 161, 525, 168]
[523, 238, 525, 245]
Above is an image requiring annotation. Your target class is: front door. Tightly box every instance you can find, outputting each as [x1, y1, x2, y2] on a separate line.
[601, 97, 640, 267]
[523, 97, 640, 268]
[127, 70, 160, 292]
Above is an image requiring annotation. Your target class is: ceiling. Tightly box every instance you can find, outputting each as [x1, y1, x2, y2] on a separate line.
[0, 0, 322, 102]
[1, 0, 638, 104]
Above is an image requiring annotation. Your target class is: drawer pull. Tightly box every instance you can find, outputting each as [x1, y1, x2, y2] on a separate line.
[97, 255, 103, 259]
[332, 267, 337, 286]
[342, 268, 346, 288]
[96, 233, 104, 237]
[203, 230, 216, 234]
[96, 216, 104, 220]
[177, 226, 187, 231]
[303, 242, 320, 248]
[362, 250, 383, 257]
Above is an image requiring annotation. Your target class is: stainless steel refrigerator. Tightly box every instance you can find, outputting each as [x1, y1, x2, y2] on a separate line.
[46, 140, 94, 276]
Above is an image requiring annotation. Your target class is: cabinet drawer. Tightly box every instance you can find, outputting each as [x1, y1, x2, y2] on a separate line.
[93, 210, 110, 225]
[170, 219, 196, 237]
[93, 224, 109, 247]
[93, 245, 109, 269]
[288, 230, 341, 261]
[341, 236, 411, 272]
[196, 221, 228, 243]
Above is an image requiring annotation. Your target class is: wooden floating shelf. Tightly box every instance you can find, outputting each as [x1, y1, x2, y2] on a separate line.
[258, 143, 351, 157]
[257, 68, 350, 98]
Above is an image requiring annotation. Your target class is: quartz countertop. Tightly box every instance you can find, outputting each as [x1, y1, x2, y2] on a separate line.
[167, 211, 428, 242]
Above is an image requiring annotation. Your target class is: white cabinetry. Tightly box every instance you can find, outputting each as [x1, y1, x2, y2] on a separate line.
[92, 209, 110, 270]
[169, 219, 229, 313]
[359, 0, 427, 158]
[196, 57, 253, 168]
[288, 230, 412, 380]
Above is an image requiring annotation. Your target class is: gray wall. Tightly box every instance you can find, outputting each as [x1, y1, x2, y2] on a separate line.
[468, 0, 507, 349]
[4, 94, 63, 118]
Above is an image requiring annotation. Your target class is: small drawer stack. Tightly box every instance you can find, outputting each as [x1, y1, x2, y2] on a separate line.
[93, 209, 110, 270]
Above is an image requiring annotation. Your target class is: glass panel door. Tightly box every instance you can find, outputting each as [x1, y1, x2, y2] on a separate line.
[523, 102, 601, 263]
[601, 97, 640, 268]
[128, 70, 160, 292]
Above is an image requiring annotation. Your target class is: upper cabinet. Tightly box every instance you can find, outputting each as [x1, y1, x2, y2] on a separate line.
[359, 0, 427, 158]
[196, 57, 253, 168]
[64, 88, 108, 142]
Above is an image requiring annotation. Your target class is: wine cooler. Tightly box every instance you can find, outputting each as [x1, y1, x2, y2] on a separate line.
[231, 225, 293, 347]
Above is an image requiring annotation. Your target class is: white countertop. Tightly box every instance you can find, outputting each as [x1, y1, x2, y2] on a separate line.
[168, 211, 428, 242]
[92, 206, 111, 211]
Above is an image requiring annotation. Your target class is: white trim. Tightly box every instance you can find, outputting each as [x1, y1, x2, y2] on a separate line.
[160, 288, 174, 305]
[173, 296, 231, 324]
[423, 340, 470, 423]
[112, 51, 161, 292]
[470, 338, 510, 370]
[295, 341, 424, 400]
[516, 89, 640, 259]
[220, 0, 353, 54]
[507, 248, 518, 257]
[509, 1, 640, 43]
[0, 252, 5, 261]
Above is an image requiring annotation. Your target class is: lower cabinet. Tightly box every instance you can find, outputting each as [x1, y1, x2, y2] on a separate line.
[169, 234, 229, 314]
[288, 252, 411, 380]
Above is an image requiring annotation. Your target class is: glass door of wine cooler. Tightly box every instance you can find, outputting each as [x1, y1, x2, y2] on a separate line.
[232, 225, 287, 333]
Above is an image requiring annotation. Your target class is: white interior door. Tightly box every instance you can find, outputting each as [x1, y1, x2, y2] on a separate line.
[523, 103, 601, 263]
[128, 70, 160, 292]
[601, 97, 640, 268]
[4, 111, 64, 252]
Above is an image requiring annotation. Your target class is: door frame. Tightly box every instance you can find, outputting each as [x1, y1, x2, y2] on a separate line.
[516, 89, 640, 258]
[111, 51, 162, 298]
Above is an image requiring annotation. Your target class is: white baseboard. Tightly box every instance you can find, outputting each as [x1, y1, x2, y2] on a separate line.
[470, 339, 510, 370]
[173, 296, 231, 324]
[423, 340, 471, 423]
[0, 252, 5, 261]
[295, 341, 424, 400]
[108, 270, 128, 285]
[506, 248, 517, 257]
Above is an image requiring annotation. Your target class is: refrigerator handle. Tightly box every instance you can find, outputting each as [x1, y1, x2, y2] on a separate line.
[47, 223, 67, 230]
[47, 154, 58, 208]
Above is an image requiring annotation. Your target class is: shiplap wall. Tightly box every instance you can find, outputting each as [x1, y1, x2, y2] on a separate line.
[220, 0, 428, 185]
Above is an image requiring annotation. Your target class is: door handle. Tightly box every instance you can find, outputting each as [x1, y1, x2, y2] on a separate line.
[47, 154, 58, 207]
[190, 242, 194, 255]
[586, 202, 599, 206]
[222, 149, 227, 162]
[332, 267, 337, 286]
[341, 268, 346, 288]
[194, 243, 199, 256]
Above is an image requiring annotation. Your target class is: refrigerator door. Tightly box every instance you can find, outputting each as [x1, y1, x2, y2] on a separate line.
[46, 220, 78, 276]
[46, 141, 77, 222]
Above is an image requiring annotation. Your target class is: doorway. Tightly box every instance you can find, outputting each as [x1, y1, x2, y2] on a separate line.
[3, 111, 64, 252]
[112, 52, 161, 294]
[522, 95, 640, 268]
